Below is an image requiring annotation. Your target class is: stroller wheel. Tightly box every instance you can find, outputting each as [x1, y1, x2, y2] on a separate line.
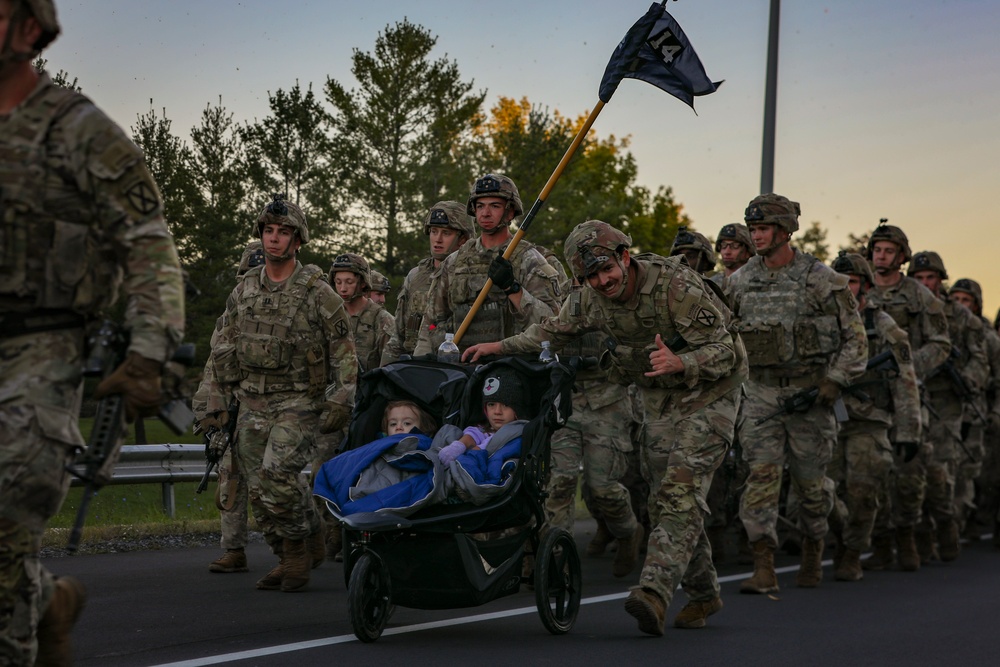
[534, 527, 582, 634]
[348, 552, 392, 642]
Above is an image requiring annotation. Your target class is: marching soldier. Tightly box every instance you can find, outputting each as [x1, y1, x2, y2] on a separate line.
[368, 270, 391, 306]
[329, 252, 393, 374]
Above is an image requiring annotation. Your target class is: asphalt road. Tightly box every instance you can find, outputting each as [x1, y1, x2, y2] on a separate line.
[49, 521, 1000, 667]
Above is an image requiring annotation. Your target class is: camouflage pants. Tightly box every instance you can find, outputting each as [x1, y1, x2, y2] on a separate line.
[738, 381, 836, 545]
[828, 422, 894, 551]
[972, 423, 1000, 530]
[545, 393, 637, 540]
[216, 444, 249, 550]
[923, 395, 963, 525]
[0, 330, 85, 666]
[636, 387, 739, 607]
[234, 393, 322, 552]
[954, 421, 984, 531]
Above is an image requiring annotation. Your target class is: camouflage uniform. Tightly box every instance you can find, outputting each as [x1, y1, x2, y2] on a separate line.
[382, 256, 435, 364]
[500, 221, 746, 625]
[0, 68, 184, 664]
[348, 298, 393, 373]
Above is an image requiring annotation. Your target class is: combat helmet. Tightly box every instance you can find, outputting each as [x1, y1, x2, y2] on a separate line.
[907, 251, 948, 280]
[369, 270, 391, 295]
[670, 226, 716, 272]
[949, 278, 982, 312]
[866, 219, 911, 263]
[424, 200, 475, 237]
[236, 241, 265, 278]
[715, 223, 753, 253]
[831, 250, 875, 288]
[563, 220, 632, 281]
[255, 194, 309, 243]
[329, 252, 372, 291]
[20, 0, 60, 52]
[466, 174, 524, 218]
[744, 193, 801, 233]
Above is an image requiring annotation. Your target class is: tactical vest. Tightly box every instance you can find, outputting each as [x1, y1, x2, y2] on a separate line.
[351, 299, 384, 373]
[215, 265, 328, 395]
[0, 79, 120, 314]
[862, 308, 894, 411]
[735, 254, 840, 372]
[401, 259, 434, 354]
[447, 244, 510, 347]
[868, 277, 929, 353]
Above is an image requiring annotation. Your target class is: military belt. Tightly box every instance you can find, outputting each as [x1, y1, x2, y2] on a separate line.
[0, 310, 86, 338]
[748, 367, 824, 388]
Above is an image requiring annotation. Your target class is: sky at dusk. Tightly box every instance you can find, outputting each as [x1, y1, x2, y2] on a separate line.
[45, 0, 1000, 315]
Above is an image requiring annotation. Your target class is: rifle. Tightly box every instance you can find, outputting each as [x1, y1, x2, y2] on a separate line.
[936, 348, 988, 425]
[66, 320, 196, 552]
[196, 399, 240, 494]
[754, 386, 848, 426]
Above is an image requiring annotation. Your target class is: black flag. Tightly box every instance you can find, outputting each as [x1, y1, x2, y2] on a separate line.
[599, 2, 722, 110]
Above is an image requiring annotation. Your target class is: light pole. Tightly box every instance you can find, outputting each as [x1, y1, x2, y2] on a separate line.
[760, 0, 780, 195]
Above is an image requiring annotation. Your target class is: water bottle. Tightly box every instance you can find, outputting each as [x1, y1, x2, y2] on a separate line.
[538, 340, 557, 363]
[437, 332, 461, 364]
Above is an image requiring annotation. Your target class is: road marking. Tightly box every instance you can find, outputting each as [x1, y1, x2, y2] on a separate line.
[150, 560, 834, 666]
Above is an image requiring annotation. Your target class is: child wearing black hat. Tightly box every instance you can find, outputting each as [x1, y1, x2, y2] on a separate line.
[438, 368, 529, 465]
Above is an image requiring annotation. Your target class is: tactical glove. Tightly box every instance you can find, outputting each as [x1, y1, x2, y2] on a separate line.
[94, 352, 164, 422]
[320, 403, 351, 434]
[895, 441, 920, 463]
[488, 256, 520, 294]
[816, 378, 841, 407]
[438, 441, 467, 465]
[198, 410, 229, 434]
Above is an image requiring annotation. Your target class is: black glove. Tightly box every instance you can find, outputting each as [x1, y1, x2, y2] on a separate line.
[488, 256, 520, 294]
[895, 441, 920, 463]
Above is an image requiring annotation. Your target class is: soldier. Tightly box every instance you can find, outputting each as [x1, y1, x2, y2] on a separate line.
[863, 222, 951, 571]
[368, 269, 390, 306]
[947, 278, 1000, 542]
[907, 251, 988, 562]
[669, 226, 717, 276]
[464, 220, 746, 636]
[726, 194, 867, 592]
[192, 242, 264, 574]
[0, 1, 185, 662]
[329, 252, 393, 374]
[712, 223, 754, 285]
[204, 195, 357, 592]
[413, 174, 563, 356]
[381, 201, 475, 364]
[828, 252, 921, 581]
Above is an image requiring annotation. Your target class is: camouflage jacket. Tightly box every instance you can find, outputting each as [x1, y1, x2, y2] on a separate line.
[413, 236, 563, 355]
[501, 254, 747, 417]
[980, 320, 1000, 420]
[350, 298, 394, 373]
[0, 73, 183, 361]
[726, 250, 867, 387]
[207, 261, 357, 414]
[867, 275, 951, 380]
[844, 306, 921, 443]
[925, 296, 989, 402]
[382, 257, 435, 364]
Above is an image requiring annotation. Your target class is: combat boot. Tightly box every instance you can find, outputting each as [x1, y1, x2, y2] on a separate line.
[624, 587, 666, 636]
[795, 537, 824, 588]
[862, 533, 895, 571]
[937, 518, 960, 562]
[256, 558, 285, 590]
[280, 538, 311, 592]
[612, 524, 643, 578]
[209, 548, 249, 573]
[740, 540, 779, 594]
[673, 596, 723, 629]
[834, 549, 863, 582]
[586, 516, 615, 556]
[306, 524, 327, 569]
[35, 576, 86, 667]
[895, 526, 920, 572]
[915, 528, 936, 564]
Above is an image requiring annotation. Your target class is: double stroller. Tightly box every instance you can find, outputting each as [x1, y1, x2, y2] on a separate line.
[314, 355, 582, 642]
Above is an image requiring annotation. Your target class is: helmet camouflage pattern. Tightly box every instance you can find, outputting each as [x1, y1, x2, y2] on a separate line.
[866, 219, 911, 263]
[369, 270, 391, 294]
[715, 222, 753, 252]
[329, 252, 372, 289]
[236, 240, 265, 278]
[255, 194, 309, 243]
[949, 278, 982, 311]
[24, 0, 60, 51]
[744, 193, 801, 233]
[423, 200, 476, 238]
[670, 226, 716, 267]
[831, 250, 874, 287]
[907, 250, 948, 280]
[466, 173, 524, 218]
[563, 220, 631, 279]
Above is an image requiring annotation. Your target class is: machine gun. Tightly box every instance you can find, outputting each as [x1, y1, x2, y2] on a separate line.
[196, 398, 240, 494]
[66, 320, 196, 552]
[934, 347, 988, 425]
